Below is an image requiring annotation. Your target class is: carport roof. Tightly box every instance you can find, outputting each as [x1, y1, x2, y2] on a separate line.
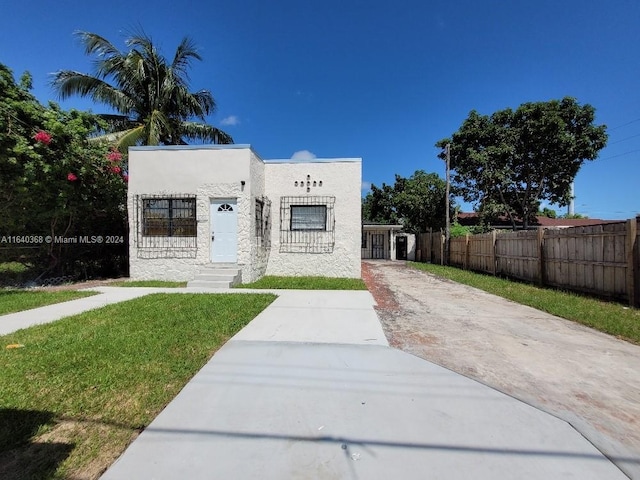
[362, 223, 403, 231]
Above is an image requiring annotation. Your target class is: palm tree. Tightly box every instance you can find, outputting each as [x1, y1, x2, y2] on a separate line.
[52, 31, 233, 148]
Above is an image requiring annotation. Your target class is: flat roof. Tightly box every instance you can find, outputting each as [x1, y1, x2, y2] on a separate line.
[130, 144, 253, 151]
[265, 158, 361, 164]
[128, 145, 361, 163]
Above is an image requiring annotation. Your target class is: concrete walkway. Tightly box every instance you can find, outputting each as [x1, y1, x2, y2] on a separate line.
[0, 288, 630, 478]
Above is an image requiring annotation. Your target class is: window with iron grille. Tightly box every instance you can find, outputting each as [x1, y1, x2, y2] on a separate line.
[290, 205, 327, 231]
[280, 196, 335, 253]
[255, 199, 264, 238]
[142, 198, 196, 237]
[135, 194, 197, 258]
[254, 197, 272, 248]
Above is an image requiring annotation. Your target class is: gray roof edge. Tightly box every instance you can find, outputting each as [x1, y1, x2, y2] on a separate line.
[129, 144, 263, 159]
[264, 158, 362, 164]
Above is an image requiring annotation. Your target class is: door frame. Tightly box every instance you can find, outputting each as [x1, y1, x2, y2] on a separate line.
[210, 198, 238, 263]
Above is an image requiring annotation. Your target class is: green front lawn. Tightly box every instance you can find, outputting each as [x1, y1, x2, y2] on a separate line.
[0, 293, 276, 479]
[236, 275, 368, 290]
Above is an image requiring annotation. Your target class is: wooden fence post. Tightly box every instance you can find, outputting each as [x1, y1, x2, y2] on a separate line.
[537, 227, 545, 286]
[491, 230, 497, 276]
[464, 234, 470, 270]
[626, 217, 637, 307]
[440, 229, 445, 265]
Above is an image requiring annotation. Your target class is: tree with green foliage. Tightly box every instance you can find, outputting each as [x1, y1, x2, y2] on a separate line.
[539, 207, 557, 218]
[436, 97, 607, 229]
[0, 63, 127, 280]
[52, 31, 232, 149]
[561, 213, 589, 219]
[362, 170, 450, 233]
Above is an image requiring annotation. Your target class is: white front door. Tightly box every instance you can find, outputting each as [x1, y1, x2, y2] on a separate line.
[210, 199, 237, 263]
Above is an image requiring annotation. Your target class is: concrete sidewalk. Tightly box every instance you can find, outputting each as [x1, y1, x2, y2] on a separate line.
[95, 290, 628, 479]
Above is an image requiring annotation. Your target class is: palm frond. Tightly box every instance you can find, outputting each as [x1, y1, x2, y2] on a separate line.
[172, 37, 202, 78]
[116, 125, 146, 150]
[180, 121, 234, 144]
[75, 31, 121, 58]
[51, 71, 135, 113]
[191, 90, 216, 116]
[146, 110, 171, 146]
[94, 114, 138, 133]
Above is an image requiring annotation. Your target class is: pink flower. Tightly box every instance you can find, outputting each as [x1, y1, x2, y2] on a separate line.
[34, 130, 52, 145]
[123, 174, 129, 182]
[106, 148, 122, 163]
[109, 165, 122, 174]
[67, 173, 78, 181]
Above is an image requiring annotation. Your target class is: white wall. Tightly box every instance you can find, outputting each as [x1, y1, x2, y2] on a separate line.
[245, 150, 269, 282]
[128, 146, 255, 281]
[264, 160, 362, 278]
[407, 233, 416, 261]
[128, 147, 362, 282]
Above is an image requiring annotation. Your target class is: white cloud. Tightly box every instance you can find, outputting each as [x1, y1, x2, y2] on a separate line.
[290, 150, 317, 162]
[361, 181, 372, 191]
[220, 115, 240, 126]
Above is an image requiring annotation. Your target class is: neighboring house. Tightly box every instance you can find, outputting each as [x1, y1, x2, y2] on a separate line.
[361, 223, 416, 261]
[127, 145, 361, 285]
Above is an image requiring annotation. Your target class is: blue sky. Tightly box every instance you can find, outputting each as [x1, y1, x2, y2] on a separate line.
[2, 0, 639, 219]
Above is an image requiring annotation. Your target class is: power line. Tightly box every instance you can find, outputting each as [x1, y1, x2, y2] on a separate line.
[609, 132, 640, 145]
[599, 149, 640, 161]
[608, 118, 640, 131]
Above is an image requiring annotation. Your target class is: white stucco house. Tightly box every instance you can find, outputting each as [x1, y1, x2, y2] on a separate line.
[127, 145, 361, 286]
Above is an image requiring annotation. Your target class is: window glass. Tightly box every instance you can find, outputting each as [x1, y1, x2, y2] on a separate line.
[290, 205, 327, 231]
[142, 197, 196, 237]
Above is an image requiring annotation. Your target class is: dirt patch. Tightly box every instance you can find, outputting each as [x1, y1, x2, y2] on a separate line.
[0, 418, 138, 480]
[362, 260, 640, 479]
[34, 278, 127, 292]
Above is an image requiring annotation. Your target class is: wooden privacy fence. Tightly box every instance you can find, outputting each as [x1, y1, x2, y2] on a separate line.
[416, 228, 444, 266]
[416, 217, 640, 307]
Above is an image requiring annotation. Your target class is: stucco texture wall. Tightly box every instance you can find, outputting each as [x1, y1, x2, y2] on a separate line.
[264, 160, 362, 279]
[127, 146, 254, 281]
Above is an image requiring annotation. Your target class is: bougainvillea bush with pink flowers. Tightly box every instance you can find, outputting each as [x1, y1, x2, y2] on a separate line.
[0, 63, 128, 282]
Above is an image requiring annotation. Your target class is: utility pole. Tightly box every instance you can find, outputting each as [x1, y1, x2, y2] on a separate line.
[568, 181, 575, 216]
[444, 143, 451, 265]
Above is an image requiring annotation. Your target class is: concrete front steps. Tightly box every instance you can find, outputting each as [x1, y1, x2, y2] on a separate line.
[187, 264, 242, 289]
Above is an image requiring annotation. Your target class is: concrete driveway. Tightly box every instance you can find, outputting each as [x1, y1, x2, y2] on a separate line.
[99, 288, 629, 479]
[362, 260, 640, 479]
[1, 284, 633, 478]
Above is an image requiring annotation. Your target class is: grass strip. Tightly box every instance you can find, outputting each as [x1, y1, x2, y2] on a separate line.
[0, 293, 276, 479]
[108, 280, 187, 288]
[235, 275, 367, 290]
[409, 262, 640, 344]
[0, 290, 96, 316]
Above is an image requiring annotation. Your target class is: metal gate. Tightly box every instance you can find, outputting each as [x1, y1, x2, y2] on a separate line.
[372, 233, 385, 259]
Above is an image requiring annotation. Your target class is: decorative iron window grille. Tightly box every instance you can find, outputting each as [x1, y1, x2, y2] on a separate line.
[256, 199, 264, 238]
[134, 194, 197, 258]
[291, 205, 327, 231]
[255, 196, 272, 248]
[280, 196, 335, 253]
